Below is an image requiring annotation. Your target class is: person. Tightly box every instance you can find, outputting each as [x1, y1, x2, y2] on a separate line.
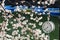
[37, 0, 42, 6]
[30, 0, 37, 6]
[44, 0, 49, 5]
[41, 0, 49, 7]
[0, 0, 5, 12]
[1, 0, 5, 7]
[48, 0, 60, 7]
[43, 5, 49, 14]
[14, 2, 21, 12]
[19, 0, 31, 7]
[48, 0, 56, 5]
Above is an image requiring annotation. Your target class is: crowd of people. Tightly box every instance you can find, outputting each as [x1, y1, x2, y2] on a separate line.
[0, 0, 59, 40]
[4, 0, 60, 7]
[0, 5, 50, 40]
[0, 0, 51, 40]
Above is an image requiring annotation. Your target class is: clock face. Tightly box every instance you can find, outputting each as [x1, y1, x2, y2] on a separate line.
[42, 21, 55, 33]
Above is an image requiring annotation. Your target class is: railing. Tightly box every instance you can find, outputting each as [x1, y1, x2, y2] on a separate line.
[4, 5, 60, 15]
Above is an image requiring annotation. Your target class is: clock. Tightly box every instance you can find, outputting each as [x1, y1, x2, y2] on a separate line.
[42, 21, 55, 33]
